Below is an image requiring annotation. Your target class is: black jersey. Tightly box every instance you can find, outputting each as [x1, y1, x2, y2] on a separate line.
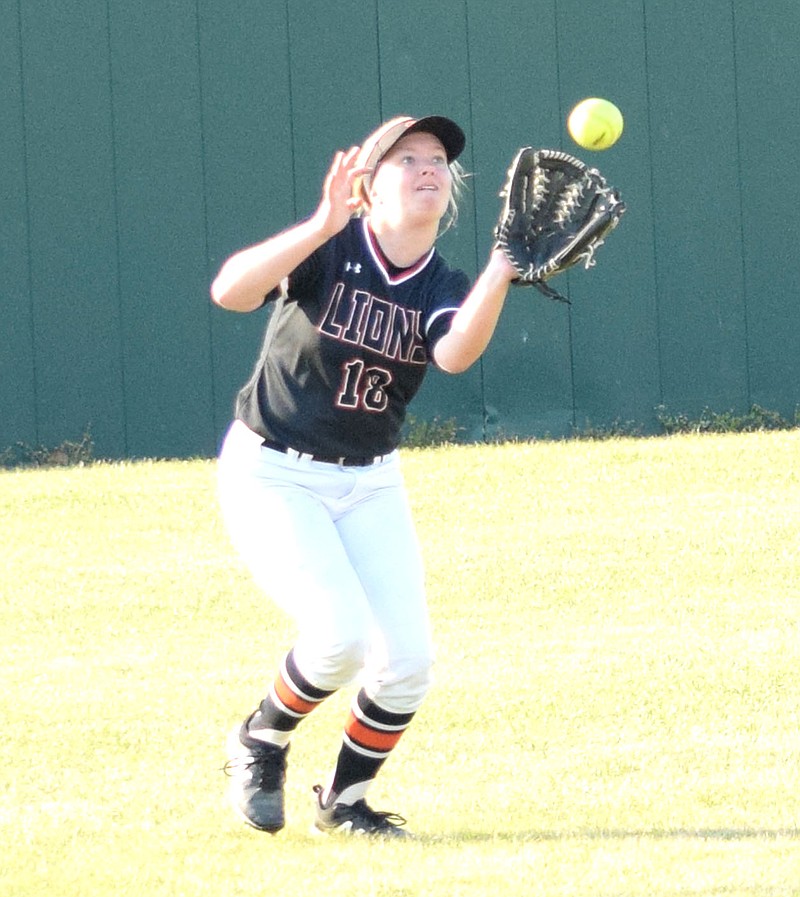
[235, 218, 470, 457]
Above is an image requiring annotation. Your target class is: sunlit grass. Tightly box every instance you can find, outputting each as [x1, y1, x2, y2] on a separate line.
[2, 431, 798, 896]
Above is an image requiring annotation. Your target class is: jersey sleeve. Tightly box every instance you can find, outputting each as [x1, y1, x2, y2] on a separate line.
[263, 284, 282, 304]
[424, 268, 471, 365]
[257, 220, 329, 307]
[280, 238, 328, 303]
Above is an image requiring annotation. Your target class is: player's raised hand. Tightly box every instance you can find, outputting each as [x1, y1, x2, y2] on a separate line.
[211, 148, 365, 311]
[313, 147, 366, 238]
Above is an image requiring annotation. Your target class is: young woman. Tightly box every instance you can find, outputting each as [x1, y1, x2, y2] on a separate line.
[213, 115, 516, 837]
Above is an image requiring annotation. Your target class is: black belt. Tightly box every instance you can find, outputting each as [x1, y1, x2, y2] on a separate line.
[261, 438, 384, 467]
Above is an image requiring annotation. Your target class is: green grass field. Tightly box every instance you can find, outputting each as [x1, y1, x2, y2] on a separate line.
[2, 431, 798, 896]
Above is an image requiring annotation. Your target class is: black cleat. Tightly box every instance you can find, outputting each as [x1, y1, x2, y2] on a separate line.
[312, 784, 410, 838]
[223, 719, 288, 833]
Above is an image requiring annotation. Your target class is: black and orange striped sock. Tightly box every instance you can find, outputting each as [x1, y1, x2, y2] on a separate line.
[325, 689, 415, 805]
[247, 649, 335, 748]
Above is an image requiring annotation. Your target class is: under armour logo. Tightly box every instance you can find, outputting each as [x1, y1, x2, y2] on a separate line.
[345, 262, 362, 273]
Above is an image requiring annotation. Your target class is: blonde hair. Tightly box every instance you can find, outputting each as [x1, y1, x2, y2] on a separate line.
[441, 159, 467, 234]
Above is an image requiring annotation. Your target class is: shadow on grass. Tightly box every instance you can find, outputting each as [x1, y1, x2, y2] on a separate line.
[419, 827, 800, 845]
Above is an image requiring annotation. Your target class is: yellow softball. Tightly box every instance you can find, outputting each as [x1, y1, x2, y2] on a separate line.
[567, 98, 624, 151]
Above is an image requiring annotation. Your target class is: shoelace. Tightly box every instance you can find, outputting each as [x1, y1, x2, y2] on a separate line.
[347, 799, 407, 832]
[222, 750, 286, 789]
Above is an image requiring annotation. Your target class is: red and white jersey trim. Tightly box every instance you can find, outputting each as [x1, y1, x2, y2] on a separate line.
[362, 219, 436, 285]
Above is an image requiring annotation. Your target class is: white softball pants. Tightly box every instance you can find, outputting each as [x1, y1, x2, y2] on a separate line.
[217, 420, 433, 714]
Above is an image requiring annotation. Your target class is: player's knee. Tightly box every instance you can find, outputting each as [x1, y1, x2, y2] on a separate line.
[305, 634, 370, 689]
[402, 657, 434, 707]
[379, 652, 435, 712]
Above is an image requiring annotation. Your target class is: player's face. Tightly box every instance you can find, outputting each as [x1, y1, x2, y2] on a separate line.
[369, 133, 452, 223]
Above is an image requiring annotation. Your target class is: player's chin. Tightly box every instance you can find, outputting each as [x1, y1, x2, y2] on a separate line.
[409, 189, 449, 219]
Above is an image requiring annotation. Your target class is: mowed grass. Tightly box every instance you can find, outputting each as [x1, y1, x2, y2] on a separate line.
[1, 431, 799, 896]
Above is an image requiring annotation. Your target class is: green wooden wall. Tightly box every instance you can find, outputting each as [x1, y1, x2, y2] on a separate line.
[3, 0, 799, 458]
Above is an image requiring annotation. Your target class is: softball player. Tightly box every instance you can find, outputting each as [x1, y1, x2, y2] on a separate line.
[213, 115, 516, 837]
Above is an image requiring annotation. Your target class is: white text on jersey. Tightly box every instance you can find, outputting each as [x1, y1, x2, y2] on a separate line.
[319, 282, 427, 364]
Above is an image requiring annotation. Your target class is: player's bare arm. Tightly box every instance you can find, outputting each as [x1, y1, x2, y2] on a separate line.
[433, 248, 517, 374]
[211, 147, 365, 312]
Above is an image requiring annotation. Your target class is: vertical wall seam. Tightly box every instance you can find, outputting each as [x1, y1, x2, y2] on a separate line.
[375, 0, 384, 120]
[104, 0, 130, 455]
[641, 0, 665, 410]
[15, 0, 39, 444]
[729, 0, 752, 406]
[193, 0, 218, 449]
[284, 0, 298, 221]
